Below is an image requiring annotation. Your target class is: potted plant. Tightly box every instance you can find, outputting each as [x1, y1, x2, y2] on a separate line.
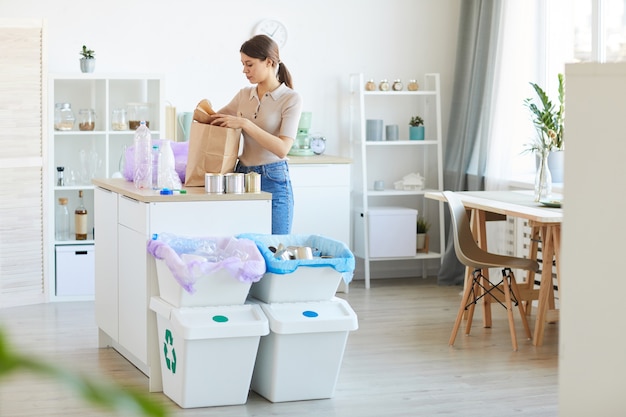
[409, 115, 425, 140]
[523, 73, 565, 200]
[416, 216, 431, 252]
[79, 45, 95, 73]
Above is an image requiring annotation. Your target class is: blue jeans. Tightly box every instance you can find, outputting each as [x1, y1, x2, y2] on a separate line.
[236, 160, 293, 234]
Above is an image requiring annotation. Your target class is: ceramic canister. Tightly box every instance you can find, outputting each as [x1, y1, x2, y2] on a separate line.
[224, 173, 245, 194]
[205, 173, 224, 193]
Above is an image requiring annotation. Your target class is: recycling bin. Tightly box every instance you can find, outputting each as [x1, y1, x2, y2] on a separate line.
[150, 296, 269, 408]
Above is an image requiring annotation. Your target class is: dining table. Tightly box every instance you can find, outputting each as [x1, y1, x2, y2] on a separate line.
[425, 190, 563, 346]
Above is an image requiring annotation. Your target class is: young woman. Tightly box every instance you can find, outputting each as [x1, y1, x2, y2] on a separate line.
[211, 34, 302, 234]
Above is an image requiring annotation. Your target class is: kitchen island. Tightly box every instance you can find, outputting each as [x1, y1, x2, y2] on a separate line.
[92, 178, 272, 392]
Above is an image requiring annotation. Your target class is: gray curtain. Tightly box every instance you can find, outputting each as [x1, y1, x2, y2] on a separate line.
[438, 0, 503, 285]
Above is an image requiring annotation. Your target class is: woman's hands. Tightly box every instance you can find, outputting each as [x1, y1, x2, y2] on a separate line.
[210, 114, 249, 130]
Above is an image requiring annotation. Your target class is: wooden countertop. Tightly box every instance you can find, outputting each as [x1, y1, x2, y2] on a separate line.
[93, 178, 272, 203]
[287, 154, 352, 164]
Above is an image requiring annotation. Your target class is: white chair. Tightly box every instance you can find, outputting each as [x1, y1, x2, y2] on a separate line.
[442, 191, 539, 351]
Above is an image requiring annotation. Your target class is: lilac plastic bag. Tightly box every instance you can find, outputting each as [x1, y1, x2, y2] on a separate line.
[146, 233, 266, 294]
[124, 139, 188, 184]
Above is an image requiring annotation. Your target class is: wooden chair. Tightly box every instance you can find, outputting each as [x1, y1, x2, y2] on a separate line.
[442, 191, 540, 351]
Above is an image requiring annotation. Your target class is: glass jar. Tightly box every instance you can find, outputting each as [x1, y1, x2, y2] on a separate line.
[392, 79, 403, 91]
[54, 103, 75, 131]
[378, 79, 390, 91]
[55, 197, 70, 241]
[111, 108, 128, 131]
[407, 79, 419, 91]
[365, 79, 376, 91]
[78, 108, 96, 131]
[127, 102, 150, 130]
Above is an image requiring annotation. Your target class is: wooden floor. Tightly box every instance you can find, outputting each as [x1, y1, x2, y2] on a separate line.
[0, 277, 559, 417]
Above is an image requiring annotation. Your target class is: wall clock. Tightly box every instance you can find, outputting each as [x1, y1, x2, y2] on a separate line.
[253, 19, 288, 49]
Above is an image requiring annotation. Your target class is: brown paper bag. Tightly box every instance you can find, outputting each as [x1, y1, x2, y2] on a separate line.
[185, 121, 241, 186]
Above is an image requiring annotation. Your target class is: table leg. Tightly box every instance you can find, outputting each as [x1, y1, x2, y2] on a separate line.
[533, 223, 559, 346]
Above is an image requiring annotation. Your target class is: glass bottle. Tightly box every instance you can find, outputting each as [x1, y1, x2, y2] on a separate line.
[378, 79, 390, 91]
[55, 197, 70, 241]
[365, 79, 376, 91]
[54, 103, 75, 131]
[127, 103, 150, 130]
[392, 79, 403, 91]
[78, 108, 96, 131]
[75, 190, 88, 240]
[56, 166, 65, 186]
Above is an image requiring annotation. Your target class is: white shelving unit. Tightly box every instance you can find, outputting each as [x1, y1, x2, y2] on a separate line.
[47, 74, 164, 301]
[349, 73, 445, 289]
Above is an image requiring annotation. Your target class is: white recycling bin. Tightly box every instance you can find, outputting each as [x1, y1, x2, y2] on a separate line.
[250, 297, 358, 402]
[150, 296, 269, 408]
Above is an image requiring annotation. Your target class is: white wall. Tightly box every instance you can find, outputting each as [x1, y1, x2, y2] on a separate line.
[0, 0, 460, 157]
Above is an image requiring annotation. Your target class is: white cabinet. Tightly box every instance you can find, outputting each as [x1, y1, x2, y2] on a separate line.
[48, 74, 164, 300]
[349, 73, 445, 288]
[289, 159, 351, 245]
[94, 179, 272, 392]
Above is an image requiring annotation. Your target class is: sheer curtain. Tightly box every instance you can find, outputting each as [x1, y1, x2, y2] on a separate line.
[438, 0, 503, 285]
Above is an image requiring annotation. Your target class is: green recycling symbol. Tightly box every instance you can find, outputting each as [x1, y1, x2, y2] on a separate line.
[163, 329, 177, 374]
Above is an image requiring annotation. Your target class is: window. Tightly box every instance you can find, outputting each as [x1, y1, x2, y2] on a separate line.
[487, 0, 626, 187]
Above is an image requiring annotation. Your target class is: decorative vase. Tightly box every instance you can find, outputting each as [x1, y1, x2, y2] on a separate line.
[80, 58, 95, 73]
[535, 151, 552, 202]
[409, 126, 424, 140]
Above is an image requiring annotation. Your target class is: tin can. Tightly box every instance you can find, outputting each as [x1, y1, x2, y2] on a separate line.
[245, 172, 261, 193]
[205, 173, 224, 193]
[224, 173, 244, 193]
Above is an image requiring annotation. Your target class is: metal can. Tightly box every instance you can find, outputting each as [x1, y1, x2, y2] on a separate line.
[245, 172, 261, 193]
[224, 173, 244, 193]
[205, 173, 224, 193]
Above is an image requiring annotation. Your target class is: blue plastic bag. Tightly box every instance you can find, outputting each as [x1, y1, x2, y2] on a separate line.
[236, 233, 355, 284]
[147, 233, 266, 294]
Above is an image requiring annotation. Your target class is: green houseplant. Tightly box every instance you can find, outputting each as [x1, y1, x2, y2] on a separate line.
[79, 45, 96, 73]
[523, 73, 565, 201]
[416, 216, 430, 252]
[409, 115, 424, 140]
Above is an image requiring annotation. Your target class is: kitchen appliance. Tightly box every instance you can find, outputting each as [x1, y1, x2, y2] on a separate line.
[288, 112, 314, 156]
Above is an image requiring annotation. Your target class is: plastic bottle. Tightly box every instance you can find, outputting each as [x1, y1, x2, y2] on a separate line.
[133, 121, 152, 189]
[55, 197, 70, 241]
[151, 144, 160, 189]
[157, 140, 182, 190]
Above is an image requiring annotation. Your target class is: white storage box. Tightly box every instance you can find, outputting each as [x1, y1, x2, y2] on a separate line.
[249, 267, 342, 303]
[155, 259, 253, 308]
[55, 244, 95, 296]
[355, 207, 418, 257]
[251, 297, 358, 402]
[150, 296, 269, 408]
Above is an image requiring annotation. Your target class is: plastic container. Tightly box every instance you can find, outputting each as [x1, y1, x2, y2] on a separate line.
[250, 297, 358, 402]
[354, 207, 418, 257]
[133, 121, 152, 189]
[150, 296, 269, 408]
[147, 234, 266, 307]
[237, 234, 355, 303]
